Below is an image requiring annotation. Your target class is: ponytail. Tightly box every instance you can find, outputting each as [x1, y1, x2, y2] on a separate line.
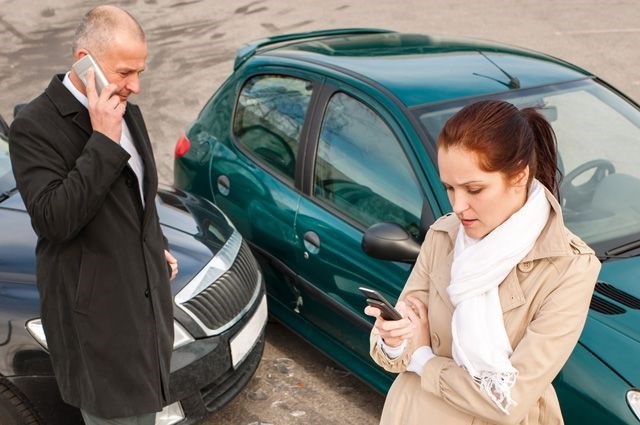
[521, 108, 560, 198]
[439, 100, 561, 199]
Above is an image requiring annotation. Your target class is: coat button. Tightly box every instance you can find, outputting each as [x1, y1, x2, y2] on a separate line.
[144, 288, 150, 297]
[431, 332, 440, 348]
[518, 261, 534, 272]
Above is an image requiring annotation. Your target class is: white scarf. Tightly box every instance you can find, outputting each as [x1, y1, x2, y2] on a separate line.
[447, 179, 550, 414]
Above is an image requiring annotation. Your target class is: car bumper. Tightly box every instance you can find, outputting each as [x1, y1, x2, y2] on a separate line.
[6, 290, 267, 425]
[168, 291, 268, 424]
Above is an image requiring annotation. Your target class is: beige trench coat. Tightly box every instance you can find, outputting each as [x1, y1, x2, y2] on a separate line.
[370, 190, 600, 425]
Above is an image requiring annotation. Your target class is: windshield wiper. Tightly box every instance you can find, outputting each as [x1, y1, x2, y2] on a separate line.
[602, 239, 640, 261]
[473, 51, 521, 89]
[0, 187, 18, 202]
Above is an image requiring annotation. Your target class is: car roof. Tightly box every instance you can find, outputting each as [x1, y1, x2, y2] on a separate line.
[244, 30, 593, 107]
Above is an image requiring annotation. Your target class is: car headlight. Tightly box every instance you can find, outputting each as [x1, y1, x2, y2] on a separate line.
[173, 320, 194, 349]
[26, 319, 194, 351]
[26, 318, 48, 350]
[628, 389, 640, 420]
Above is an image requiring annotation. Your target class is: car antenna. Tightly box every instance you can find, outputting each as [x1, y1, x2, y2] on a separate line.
[473, 51, 521, 89]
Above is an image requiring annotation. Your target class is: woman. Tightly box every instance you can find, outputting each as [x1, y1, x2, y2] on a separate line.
[366, 100, 600, 424]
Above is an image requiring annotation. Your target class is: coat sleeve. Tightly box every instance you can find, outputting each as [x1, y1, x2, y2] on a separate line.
[9, 112, 130, 243]
[369, 228, 436, 372]
[418, 248, 600, 425]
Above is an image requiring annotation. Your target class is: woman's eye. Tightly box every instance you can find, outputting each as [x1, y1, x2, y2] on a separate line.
[467, 188, 482, 195]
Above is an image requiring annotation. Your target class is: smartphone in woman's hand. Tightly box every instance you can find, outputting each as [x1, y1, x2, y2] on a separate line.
[359, 287, 402, 320]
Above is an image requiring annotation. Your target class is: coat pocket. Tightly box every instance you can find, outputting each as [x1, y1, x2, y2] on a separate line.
[74, 248, 98, 315]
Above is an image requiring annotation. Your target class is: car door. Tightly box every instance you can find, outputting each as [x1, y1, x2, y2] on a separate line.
[210, 73, 314, 305]
[293, 86, 432, 369]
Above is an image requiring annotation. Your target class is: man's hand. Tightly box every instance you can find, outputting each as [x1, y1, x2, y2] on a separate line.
[85, 68, 126, 142]
[165, 249, 178, 280]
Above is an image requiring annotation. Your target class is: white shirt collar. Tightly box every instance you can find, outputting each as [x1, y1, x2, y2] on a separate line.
[62, 72, 89, 109]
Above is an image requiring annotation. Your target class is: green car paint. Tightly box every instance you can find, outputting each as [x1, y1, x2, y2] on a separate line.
[175, 30, 640, 424]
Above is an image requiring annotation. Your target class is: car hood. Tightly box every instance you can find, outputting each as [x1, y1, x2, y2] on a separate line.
[0, 186, 236, 296]
[580, 256, 640, 386]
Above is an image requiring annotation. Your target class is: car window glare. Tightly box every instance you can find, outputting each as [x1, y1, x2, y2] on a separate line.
[314, 92, 422, 238]
[232, 75, 313, 181]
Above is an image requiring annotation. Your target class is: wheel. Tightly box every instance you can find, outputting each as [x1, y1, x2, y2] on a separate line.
[561, 159, 615, 210]
[0, 383, 40, 425]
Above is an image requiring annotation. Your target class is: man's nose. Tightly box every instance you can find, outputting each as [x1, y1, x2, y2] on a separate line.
[125, 74, 141, 94]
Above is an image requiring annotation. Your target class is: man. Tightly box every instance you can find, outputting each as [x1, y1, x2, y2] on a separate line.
[9, 5, 178, 424]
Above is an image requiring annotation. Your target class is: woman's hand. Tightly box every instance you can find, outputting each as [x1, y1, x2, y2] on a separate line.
[404, 296, 431, 349]
[365, 300, 414, 347]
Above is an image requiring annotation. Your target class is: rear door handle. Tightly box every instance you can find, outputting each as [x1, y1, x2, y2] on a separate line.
[303, 231, 320, 255]
[217, 175, 230, 196]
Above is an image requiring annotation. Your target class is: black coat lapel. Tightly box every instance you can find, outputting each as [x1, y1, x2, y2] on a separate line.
[124, 104, 158, 225]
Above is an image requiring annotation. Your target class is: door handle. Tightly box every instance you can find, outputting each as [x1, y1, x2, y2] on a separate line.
[303, 231, 320, 255]
[217, 175, 230, 196]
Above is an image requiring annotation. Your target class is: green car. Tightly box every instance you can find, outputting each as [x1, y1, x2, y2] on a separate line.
[174, 29, 640, 423]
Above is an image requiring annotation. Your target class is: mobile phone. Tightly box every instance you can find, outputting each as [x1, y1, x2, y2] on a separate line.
[72, 54, 109, 95]
[359, 287, 402, 321]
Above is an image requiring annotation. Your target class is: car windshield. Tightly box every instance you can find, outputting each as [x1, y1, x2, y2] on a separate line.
[0, 135, 15, 197]
[415, 79, 640, 258]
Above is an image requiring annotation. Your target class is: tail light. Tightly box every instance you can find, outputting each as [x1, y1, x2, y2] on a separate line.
[175, 134, 191, 158]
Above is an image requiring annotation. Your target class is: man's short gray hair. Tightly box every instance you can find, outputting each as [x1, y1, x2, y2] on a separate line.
[72, 5, 145, 56]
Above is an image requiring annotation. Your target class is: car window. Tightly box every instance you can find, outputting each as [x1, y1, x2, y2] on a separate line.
[233, 75, 313, 182]
[416, 80, 640, 251]
[314, 92, 422, 238]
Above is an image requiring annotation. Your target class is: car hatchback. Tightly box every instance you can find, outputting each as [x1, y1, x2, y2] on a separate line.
[174, 29, 640, 424]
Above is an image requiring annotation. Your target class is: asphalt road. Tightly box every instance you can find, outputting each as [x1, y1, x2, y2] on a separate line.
[1, 1, 639, 424]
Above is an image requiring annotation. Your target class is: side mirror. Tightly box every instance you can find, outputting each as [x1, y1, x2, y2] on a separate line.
[361, 222, 420, 264]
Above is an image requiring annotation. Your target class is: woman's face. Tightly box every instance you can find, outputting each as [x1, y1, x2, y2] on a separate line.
[438, 146, 528, 239]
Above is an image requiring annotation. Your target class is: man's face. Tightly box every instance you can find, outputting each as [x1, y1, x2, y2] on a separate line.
[438, 146, 528, 239]
[92, 34, 147, 102]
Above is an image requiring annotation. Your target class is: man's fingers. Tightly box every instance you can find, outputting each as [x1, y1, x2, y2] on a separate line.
[100, 83, 120, 101]
[164, 250, 178, 280]
[85, 68, 98, 102]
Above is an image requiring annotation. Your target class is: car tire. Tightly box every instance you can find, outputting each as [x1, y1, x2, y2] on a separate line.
[0, 383, 40, 425]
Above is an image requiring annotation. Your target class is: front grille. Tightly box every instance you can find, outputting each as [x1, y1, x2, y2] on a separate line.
[590, 294, 625, 315]
[594, 281, 640, 309]
[182, 241, 260, 332]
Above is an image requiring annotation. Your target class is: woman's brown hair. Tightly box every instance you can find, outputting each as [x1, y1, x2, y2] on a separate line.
[437, 100, 560, 197]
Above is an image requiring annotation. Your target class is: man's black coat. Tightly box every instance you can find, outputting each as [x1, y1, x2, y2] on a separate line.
[9, 75, 173, 418]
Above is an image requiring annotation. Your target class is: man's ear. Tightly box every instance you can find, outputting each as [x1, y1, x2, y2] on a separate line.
[74, 49, 89, 61]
